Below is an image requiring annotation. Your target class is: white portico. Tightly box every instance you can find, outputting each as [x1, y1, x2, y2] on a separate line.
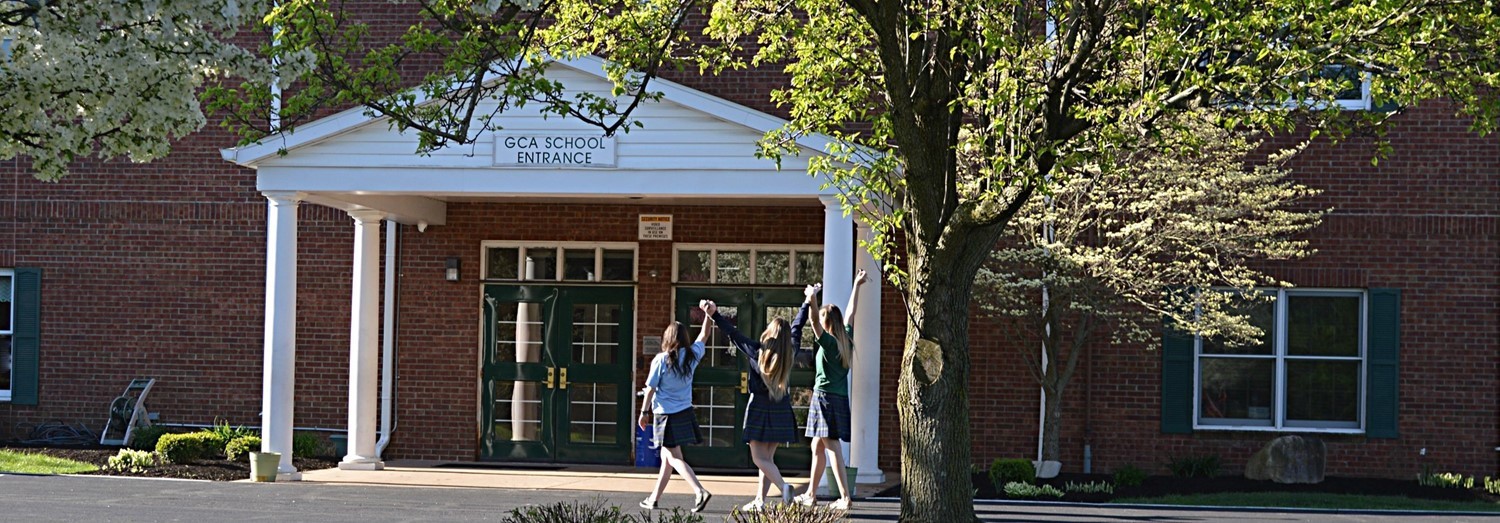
[223, 57, 884, 483]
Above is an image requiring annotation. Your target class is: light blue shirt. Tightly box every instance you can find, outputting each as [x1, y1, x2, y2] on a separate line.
[645, 341, 704, 415]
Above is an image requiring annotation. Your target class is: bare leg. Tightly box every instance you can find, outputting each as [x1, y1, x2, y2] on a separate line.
[645, 450, 673, 503]
[800, 437, 828, 503]
[825, 439, 853, 508]
[748, 441, 789, 503]
[661, 446, 707, 495]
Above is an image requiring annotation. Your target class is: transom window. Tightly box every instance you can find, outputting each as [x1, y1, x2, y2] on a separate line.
[1195, 289, 1366, 432]
[483, 243, 637, 282]
[674, 245, 822, 285]
[1, 269, 13, 400]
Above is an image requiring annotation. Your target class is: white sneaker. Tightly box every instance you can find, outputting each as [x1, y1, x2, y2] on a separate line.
[741, 499, 764, 512]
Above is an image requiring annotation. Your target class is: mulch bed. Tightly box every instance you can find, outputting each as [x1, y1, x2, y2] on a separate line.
[875, 472, 1500, 504]
[2, 444, 339, 482]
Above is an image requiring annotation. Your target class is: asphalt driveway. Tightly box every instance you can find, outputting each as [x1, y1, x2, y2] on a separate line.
[2, 474, 1495, 522]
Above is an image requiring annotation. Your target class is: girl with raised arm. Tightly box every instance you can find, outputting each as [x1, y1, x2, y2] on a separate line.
[703, 299, 798, 511]
[638, 321, 713, 513]
[793, 269, 867, 510]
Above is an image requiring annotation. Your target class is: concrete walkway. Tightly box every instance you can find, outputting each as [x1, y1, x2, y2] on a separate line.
[294, 459, 896, 499]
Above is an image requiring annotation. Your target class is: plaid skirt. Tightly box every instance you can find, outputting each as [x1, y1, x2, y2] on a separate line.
[742, 395, 798, 444]
[805, 390, 852, 440]
[652, 408, 702, 449]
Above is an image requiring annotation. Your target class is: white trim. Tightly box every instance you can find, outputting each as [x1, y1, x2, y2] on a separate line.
[222, 56, 841, 168]
[671, 244, 823, 285]
[1193, 288, 1368, 433]
[480, 241, 638, 282]
[0, 267, 11, 401]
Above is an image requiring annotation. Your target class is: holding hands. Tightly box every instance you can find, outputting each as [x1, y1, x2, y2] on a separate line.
[699, 299, 717, 316]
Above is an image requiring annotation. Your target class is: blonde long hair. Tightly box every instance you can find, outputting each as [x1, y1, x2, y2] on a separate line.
[757, 318, 794, 401]
[820, 304, 853, 364]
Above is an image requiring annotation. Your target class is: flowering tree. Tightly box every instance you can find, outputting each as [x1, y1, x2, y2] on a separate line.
[0, 0, 279, 181]
[976, 117, 1324, 465]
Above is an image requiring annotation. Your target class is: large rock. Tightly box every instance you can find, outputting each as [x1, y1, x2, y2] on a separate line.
[1244, 435, 1326, 484]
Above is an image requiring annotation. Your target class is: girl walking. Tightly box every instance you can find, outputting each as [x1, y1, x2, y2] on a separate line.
[638, 321, 713, 513]
[793, 270, 867, 510]
[704, 299, 798, 511]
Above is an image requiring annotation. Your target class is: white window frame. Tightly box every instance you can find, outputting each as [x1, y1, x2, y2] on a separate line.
[1193, 288, 1367, 434]
[0, 268, 13, 401]
[479, 242, 638, 282]
[671, 244, 823, 285]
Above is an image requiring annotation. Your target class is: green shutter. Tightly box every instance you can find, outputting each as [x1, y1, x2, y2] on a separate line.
[1161, 320, 1194, 434]
[1365, 288, 1400, 438]
[11, 267, 41, 405]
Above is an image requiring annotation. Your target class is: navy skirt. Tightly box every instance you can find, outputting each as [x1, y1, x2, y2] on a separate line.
[652, 408, 702, 449]
[742, 395, 798, 444]
[805, 390, 851, 440]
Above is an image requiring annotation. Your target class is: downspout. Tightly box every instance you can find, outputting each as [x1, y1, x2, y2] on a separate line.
[376, 220, 399, 456]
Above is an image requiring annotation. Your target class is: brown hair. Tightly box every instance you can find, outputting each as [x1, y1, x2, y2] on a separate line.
[820, 304, 853, 364]
[757, 318, 794, 401]
[661, 322, 695, 376]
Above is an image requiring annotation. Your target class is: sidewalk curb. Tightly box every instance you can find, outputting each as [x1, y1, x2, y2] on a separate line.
[863, 496, 1500, 517]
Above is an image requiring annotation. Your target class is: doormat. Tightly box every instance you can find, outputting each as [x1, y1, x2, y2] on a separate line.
[434, 463, 568, 471]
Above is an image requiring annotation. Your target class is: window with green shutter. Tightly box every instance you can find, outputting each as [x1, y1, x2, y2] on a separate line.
[5, 268, 40, 405]
[1163, 288, 1395, 435]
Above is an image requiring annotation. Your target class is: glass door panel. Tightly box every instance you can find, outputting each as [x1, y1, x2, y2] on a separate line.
[676, 288, 752, 468]
[554, 286, 634, 463]
[482, 285, 633, 463]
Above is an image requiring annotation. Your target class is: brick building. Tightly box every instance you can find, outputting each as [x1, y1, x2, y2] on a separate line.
[1, 52, 1495, 482]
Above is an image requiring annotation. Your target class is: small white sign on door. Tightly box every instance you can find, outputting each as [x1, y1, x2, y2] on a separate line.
[639, 214, 672, 241]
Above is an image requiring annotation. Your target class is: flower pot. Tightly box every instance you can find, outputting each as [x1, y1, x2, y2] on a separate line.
[250, 451, 281, 482]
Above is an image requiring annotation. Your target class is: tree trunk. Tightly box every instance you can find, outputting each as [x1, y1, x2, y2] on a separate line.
[1041, 383, 1064, 463]
[897, 224, 1004, 522]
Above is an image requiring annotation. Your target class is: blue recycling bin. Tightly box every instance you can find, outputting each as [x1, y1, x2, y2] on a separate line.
[635, 426, 660, 468]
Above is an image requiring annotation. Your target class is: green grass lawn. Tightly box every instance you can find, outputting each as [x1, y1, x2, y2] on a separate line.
[0, 449, 99, 474]
[1114, 492, 1500, 512]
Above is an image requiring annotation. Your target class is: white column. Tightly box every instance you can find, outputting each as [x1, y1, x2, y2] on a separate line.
[819, 195, 855, 493]
[820, 195, 855, 309]
[850, 222, 886, 483]
[261, 192, 301, 480]
[341, 210, 386, 470]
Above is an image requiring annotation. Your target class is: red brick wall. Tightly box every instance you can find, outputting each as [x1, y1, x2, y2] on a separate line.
[955, 101, 1499, 479]
[1, 76, 1494, 482]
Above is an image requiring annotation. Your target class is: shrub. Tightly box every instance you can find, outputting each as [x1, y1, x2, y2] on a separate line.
[105, 449, 158, 473]
[1113, 464, 1147, 487]
[1167, 455, 1220, 478]
[225, 435, 262, 462]
[1063, 481, 1115, 494]
[1484, 476, 1500, 495]
[206, 420, 256, 450]
[1418, 471, 1473, 489]
[989, 458, 1035, 490]
[128, 425, 169, 451]
[501, 498, 703, 523]
[155, 432, 220, 464]
[727, 502, 848, 523]
[1003, 481, 1064, 499]
[292, 432, 325, 458]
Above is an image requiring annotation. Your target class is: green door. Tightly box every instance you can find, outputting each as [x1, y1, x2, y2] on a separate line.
[675, 288, 815, 470]
[481, 285, 634, 464]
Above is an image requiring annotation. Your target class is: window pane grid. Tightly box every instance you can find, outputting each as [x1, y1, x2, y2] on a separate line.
[1195, 290, 1366, 432]
[494, 381, 543, 442]
[569, 383, 618, 444]
[482, 244, 636, 282]
[693, 386, 737, 447]
[673, 247, 820, 285]
[572, 304, 619, 365]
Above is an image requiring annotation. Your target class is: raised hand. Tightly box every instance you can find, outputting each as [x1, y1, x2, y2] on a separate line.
[853, 269, 868, 286]
[804, 284, 819, 302]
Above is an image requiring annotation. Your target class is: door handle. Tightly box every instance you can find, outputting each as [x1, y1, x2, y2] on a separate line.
[559, 368, 569, 389]
[546, 367, 556, 389]
[739, 372, 748, 394]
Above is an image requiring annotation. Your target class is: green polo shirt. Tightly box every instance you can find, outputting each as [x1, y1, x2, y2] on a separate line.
[814, 326, 854, 396]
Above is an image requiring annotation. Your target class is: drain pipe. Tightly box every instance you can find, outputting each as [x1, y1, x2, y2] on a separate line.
[375, 220, 400, 456]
